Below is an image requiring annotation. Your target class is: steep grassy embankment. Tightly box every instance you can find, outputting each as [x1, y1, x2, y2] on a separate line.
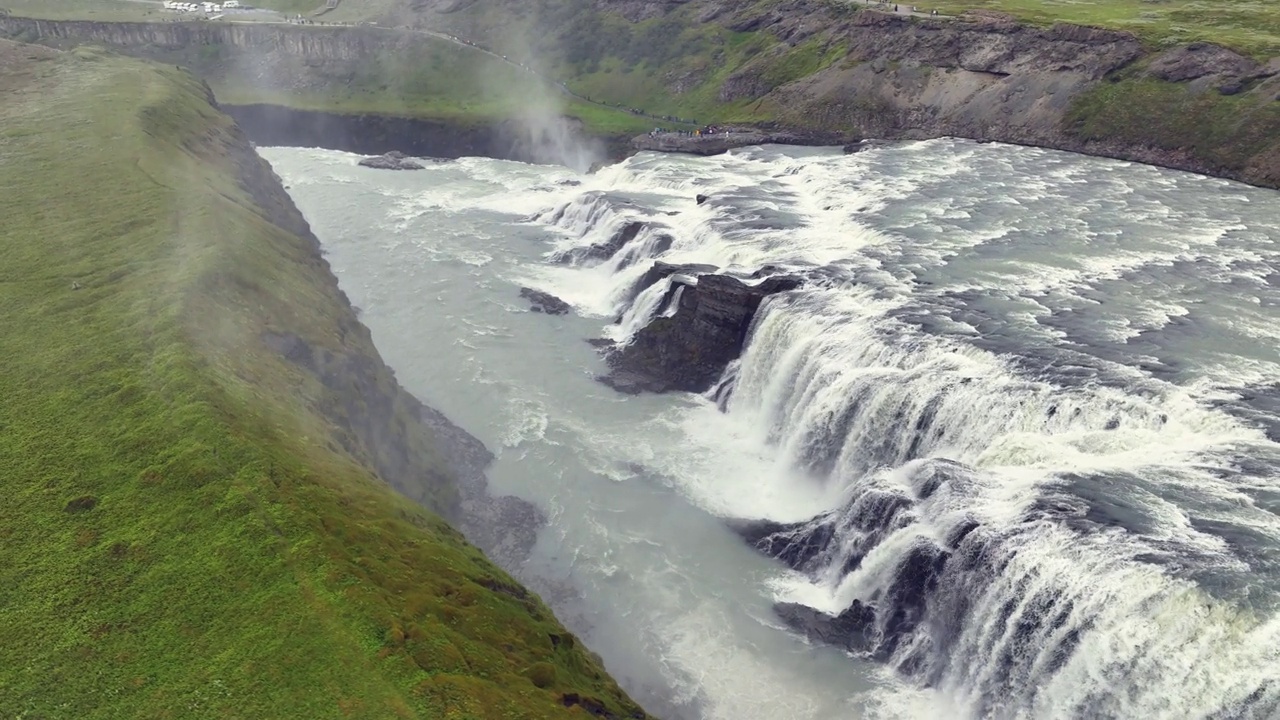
[0, 38, 645, 719]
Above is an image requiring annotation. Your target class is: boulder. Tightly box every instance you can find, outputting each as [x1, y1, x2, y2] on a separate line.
[695, 193, 711, 205]
[595, 369, 667, 395]
[358, 150, 427, 170]
[600, 269, 803, 394]
[1145, 43, 1263, 85]
[774, 601, 879, 653]
[519, 287, 571, 315]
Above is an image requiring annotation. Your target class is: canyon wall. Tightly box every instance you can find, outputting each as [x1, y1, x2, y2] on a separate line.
[3, 10, 1277, 187]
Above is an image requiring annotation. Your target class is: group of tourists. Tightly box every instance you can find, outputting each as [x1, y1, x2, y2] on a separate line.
[648, 125, 728, 139]
[866, 0, 944, 15]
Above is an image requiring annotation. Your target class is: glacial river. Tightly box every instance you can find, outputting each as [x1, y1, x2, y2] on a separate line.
[262, 141, 1280, 720]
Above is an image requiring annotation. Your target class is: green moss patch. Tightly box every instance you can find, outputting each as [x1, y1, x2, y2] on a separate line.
[1066, 77, 1280, 182]
[925, 0, 1280, 59]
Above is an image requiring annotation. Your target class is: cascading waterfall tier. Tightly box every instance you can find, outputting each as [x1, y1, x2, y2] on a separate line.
[524, 144, 1280, 718]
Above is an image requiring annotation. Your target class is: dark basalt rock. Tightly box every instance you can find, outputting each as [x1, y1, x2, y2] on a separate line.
[728, 517, 837, 571]
[775, 600, 879, 653]
[695, 193, 710, 205]
[596, 370, 662, 395]
[600, 267, 803, 394]
[625, 261, 719, 305]
[773, 541, 950, 662]
[520, 287, 571, 315]
[552, 220, 647, 265]
[631, 126, 849, 156]
[358, 150, 428, 170]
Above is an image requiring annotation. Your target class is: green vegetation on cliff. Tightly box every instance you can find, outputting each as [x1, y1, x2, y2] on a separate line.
[2, 0, 1277, 188]
[1066, 75, 1280, 186]
[0, 38, 644, 719]
[927, 0, 1280, 59]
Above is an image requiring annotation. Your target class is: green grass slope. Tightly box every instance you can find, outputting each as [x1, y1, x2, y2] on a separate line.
[1065, 74, 1280, 187]
[0, 39, 645, 720]
[925, 0, 1280, 60]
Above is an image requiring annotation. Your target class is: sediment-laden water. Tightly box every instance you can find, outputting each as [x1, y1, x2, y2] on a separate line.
[262, 140, 1280, 720]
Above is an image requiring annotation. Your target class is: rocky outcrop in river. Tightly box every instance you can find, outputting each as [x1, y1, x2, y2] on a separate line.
[600, 265, 801, 394]
[631, 126, 849, 155]
[359, 150, 428, 169]
[520, 287, 572, 315]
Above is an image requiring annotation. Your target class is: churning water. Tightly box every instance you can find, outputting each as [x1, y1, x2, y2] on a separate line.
[261, 140, 1280, 720]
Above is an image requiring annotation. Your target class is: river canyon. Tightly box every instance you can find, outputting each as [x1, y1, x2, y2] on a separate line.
[260, 139, 1280, 720]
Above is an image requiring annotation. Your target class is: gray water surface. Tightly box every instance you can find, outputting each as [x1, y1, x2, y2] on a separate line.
[262, 141, 1280, 720]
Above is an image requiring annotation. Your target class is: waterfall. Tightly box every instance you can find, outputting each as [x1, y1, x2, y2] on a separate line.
[528, 147, 1280, 718]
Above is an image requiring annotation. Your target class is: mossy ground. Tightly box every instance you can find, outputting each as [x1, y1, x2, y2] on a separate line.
[0, 39, 644, 719]
[1065, 75, 1280, 182]
[925, 0, 1280, 59]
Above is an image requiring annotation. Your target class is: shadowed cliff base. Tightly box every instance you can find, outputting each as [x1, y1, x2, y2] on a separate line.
[630, 125, 853, 155]
[222, 103, 633, 165]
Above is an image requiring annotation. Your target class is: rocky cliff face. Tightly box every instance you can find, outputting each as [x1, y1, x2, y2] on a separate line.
[225, 103, 545, 161]
[4, 6, 1278, 187]
[409, 0, 1280, 187]
[600, 265, 801, 394]
[757, 10, 1279, 186]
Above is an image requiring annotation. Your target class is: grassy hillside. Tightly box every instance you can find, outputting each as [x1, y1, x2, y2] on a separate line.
[364, 0, 816, 127]
[926, 0, 1280, 59]
[0, 38, 645, 720]
[1065, 75, 1280, 186]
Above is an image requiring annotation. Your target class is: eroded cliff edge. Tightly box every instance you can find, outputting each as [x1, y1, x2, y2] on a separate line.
[0, 6, 1276, 184]
[0, 39, 646, 719]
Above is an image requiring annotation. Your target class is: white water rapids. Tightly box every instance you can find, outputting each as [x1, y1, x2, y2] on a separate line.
[261, 140, 1280, 720]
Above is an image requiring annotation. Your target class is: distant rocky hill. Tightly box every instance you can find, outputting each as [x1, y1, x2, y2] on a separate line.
[2, 0, 1277, 187]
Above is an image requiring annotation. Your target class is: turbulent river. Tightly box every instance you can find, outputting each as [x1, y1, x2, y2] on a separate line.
[261, 140, 1280, 720]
